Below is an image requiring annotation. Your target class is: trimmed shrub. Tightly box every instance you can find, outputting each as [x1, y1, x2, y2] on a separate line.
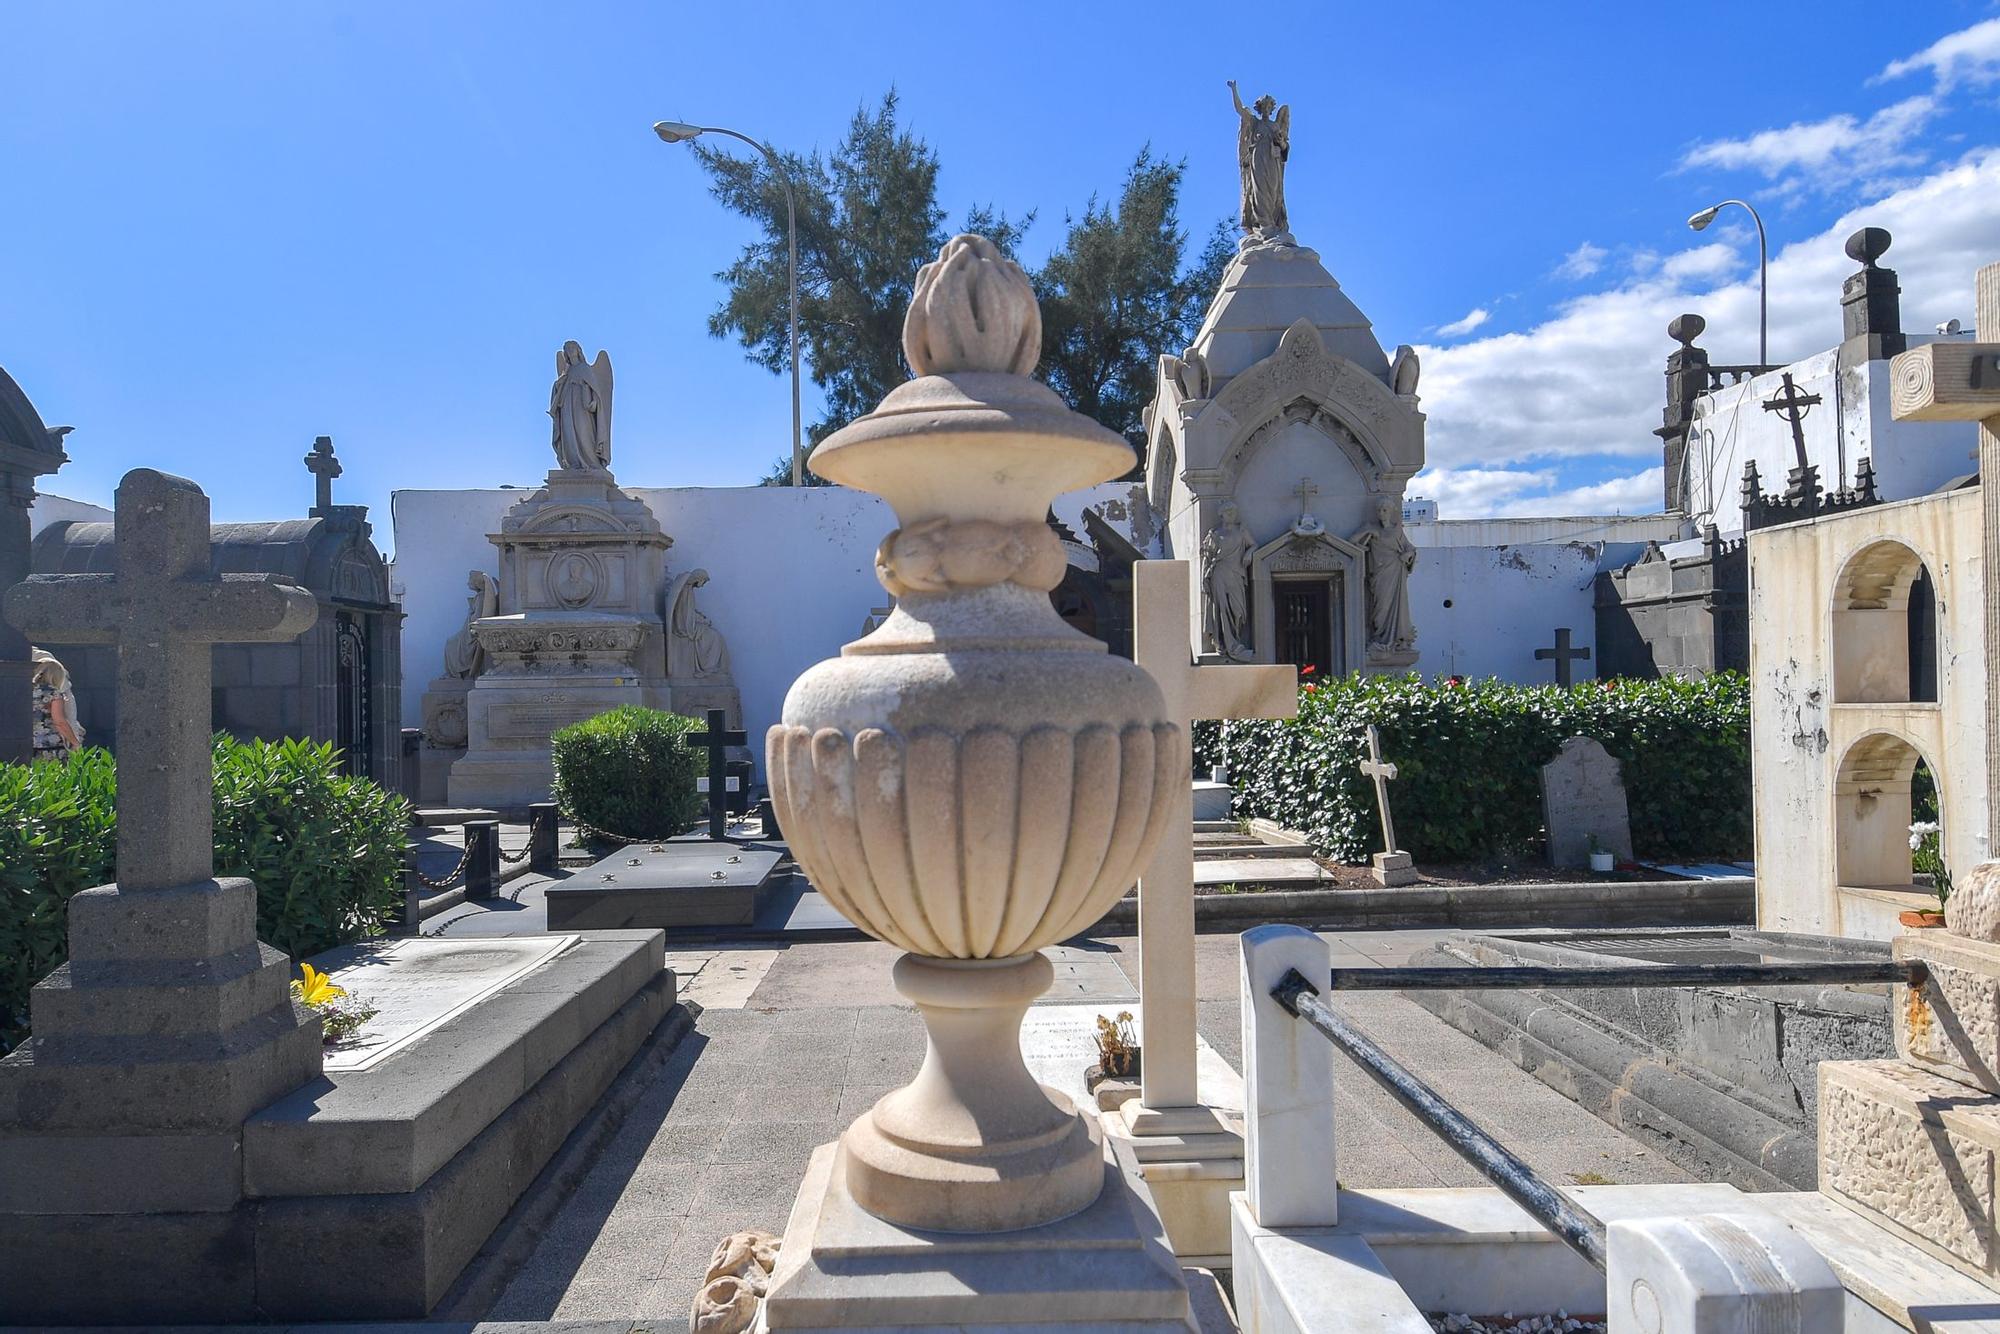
[211, 734, 411, 959]
[1196, 672, 1751, 865]
[550, 706, 705, 840]
[0, 736, 410, 1053]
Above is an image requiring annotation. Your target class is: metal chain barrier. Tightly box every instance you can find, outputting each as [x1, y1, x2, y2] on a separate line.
[411, 842, 472, 890]
[497, 841, 531, 864]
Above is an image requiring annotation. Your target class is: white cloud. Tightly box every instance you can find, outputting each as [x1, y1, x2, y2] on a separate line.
[1410, 466, 1664, 520]
[1879, 16, 2000, 91]
[1416, 148, 2000, 516]
[1678, 94, 1938, 188]
[1554, 242, 1607, 280]
[1659, 242, 1740, 283]
[1435, 307, 1491, 337]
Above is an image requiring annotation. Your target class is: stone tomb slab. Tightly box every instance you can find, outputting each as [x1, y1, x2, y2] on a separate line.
[316, 934, 580, 1072]
[1540, 734, 1633, 868]
[546, 841, 783, 930]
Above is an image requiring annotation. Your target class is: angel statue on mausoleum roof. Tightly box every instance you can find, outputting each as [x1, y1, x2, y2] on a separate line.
[548, 340, 613, 472]
[1229, 80, 1290, 238]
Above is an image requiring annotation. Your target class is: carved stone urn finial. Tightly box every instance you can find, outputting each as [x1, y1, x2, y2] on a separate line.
[768, 235, 1181, 1233]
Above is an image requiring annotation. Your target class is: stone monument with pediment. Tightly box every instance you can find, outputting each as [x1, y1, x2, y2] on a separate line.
[448, 343, 679, 808]
[1144, 86, 1425, 676]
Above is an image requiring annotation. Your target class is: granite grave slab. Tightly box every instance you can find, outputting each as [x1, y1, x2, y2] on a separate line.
[315, 934, 580, 1072]
[546, 841, 783, 930]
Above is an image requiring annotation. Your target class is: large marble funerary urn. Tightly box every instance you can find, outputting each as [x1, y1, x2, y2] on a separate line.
[768, 235, 1182, 1233]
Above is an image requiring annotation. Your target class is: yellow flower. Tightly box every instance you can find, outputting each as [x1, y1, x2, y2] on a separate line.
[291, 963, 346, 1007]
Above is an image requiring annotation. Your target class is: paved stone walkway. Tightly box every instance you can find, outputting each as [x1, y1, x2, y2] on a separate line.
[436, 926, 1686, 1326]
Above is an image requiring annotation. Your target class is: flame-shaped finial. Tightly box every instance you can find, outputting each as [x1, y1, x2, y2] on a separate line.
[902, 234, 1040, 377]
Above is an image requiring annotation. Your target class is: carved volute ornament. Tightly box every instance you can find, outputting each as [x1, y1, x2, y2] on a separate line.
[767, 234, 1181, 1232]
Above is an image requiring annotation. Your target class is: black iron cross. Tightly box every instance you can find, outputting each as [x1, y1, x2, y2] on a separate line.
[1761, 373, 1822, 474]
[689, 707, 748, 840]
[1535, 627, 1592, 687]
[304, 435, 342, 514]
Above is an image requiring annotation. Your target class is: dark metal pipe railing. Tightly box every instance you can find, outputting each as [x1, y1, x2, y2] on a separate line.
[1272, 967, 1609, 1273]
[1325, 960, 1924, 992]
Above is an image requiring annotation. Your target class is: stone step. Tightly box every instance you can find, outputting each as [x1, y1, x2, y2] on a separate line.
[1193, 857, 1327, 889]
[1195, 840, 1304, 861]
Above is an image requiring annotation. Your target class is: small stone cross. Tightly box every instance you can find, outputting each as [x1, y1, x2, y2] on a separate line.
[1359, 724, 1399, 855]
[689, 707, 748, 840]
[1291, 476, 1319, 508]
[1129, 559, 1296, 1119]
[1761, 372, 1822, 474]
[2, 469, 317, 889]
[304, 434, 342, 514]
[1535, 626, 1591, 687]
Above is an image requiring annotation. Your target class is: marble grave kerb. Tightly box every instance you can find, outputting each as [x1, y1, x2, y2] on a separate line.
[763, 234, 1199, 1330]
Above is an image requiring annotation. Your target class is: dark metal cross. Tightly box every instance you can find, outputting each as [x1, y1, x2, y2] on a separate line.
[304, 434, 342, 514]
[689, 707, 748, 840]
[1535, 627, 1592, 687]
[1761, 372, 1822, 474]
[3, 469, 317, 889]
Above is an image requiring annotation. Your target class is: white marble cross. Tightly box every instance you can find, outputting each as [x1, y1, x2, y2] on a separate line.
[3, 469, 317, 890]
[1128, 559, 1296, 1122]
[1359, 724, 1399, 855]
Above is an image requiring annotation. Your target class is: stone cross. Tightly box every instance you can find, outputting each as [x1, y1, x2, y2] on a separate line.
[1535, 626, 1591, 687]
[1359, 724, 1399, 853]
[304, 434, 342, 514]
[1891, 261, 2000, 844]
[1129, 559, 1296, 1122]
[1290, 476, 1319, 510]
[2, 469, 317, 889]
[688, 707, 747, 840]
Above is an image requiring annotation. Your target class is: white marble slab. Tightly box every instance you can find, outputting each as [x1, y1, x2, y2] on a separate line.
[1020, 1002, 1244, 1113]
[317, 934, 580, 1071]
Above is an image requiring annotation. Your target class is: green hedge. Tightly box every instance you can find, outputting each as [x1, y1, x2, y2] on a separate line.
[1, 735, 411, 1052]
[1194, 672, 1751, 865]
[550, 706, 705, 841]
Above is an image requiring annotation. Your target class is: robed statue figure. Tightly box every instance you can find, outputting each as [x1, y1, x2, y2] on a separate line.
[1229, 80, 1290, 237]
[549, 340, 613, 471]
[1355, 497, 1417, 652]
[1200, 501, 1256, 662]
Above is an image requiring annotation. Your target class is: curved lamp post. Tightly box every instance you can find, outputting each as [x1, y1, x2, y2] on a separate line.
[655, 120, 804, 487]
[1688, 198, 1768, 367]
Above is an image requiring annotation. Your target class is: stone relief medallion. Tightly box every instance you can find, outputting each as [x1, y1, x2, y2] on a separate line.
[425, 697, 468, 748]
[546, 551, 602, 609]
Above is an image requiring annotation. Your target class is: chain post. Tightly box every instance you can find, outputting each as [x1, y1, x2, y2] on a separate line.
[528, 802, 558, 873]
[464, 820, 500, 901]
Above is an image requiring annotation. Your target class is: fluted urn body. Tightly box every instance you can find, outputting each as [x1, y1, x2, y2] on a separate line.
[768, 237, 1183, 1232]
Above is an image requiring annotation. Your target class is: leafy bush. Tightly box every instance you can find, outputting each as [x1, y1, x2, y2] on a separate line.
[0, 748, 116, 1053]
[550, 706, 705, 840]
[1196, 672, 1751, 865]
[211, 734, 411, 959]
[0, 736, 410, 1052]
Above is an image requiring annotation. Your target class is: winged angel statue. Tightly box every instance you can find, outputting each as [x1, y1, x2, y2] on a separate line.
[548, 340, 613, 471]
[1229, 80, 1290, 237]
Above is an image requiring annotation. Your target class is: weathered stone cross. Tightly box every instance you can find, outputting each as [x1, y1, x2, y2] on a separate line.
[1127, 559, 1296, 1123]
[304, 434, 342, 513]
[689, 707, 747, 840]
[1359, 723, 1417, 886]
[3, 469, 317, 889]
[1892, 260, 2000, 844]
[1535, 626, 1591, 687]
[1761, 372, 1822, 474]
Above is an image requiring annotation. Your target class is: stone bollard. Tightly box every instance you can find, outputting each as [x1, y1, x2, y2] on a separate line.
[1606, 1213, 1842, 1333]
[392, 851, 423, 936]
[464, 819, 500, 901]
[1239, 923, 1338, 1230]
[528, 802, 558, 873]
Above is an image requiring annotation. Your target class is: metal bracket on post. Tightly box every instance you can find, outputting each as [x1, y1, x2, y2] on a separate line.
[464, 820, 499, 901]
[527, 802, 558, 874]
[1240, 923, 1338, 1230]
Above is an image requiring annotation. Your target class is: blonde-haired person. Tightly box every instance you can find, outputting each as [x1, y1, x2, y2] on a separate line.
[30, 647, 83, 761]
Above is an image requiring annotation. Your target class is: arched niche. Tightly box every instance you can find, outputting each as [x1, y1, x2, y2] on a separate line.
[1831, 538, 1940, 704]
[1833, 730, 1936, 890]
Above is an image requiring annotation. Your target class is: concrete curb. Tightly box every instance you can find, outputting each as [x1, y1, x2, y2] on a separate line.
[1094, 877, 1753, 931]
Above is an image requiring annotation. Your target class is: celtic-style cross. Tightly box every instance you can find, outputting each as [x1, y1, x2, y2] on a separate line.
[1761, 372, 1822, 474]
[304, 434, 342, 514]
[3, 470, 317, 889]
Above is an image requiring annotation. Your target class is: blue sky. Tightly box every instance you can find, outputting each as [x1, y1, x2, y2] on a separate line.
[5, 3, 1999, 541]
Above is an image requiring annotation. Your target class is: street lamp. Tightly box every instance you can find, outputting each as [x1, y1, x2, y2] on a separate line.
[1688, 198, 1769, 368]
[655, 119, 804, 487]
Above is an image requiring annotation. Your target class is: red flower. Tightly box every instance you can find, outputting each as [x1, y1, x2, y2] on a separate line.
[1447, 675, 1464, 688]
[1300, 664, 1317, 677]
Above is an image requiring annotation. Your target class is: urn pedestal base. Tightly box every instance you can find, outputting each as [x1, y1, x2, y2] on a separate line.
[759, 1139, 1198, 1332]
[842, 951, 1106, 1233]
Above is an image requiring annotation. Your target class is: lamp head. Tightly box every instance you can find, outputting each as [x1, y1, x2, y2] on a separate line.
[1687, 205, 1721, 232]
[653, 121, 703, 145]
